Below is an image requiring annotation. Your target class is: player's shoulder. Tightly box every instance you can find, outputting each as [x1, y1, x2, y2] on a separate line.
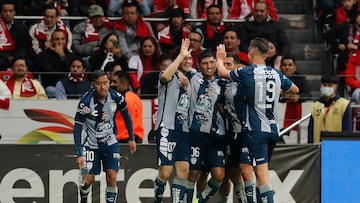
[108, 88, 126, 104]
[79, 89, 95, 104]
[108, 88, 123, 99]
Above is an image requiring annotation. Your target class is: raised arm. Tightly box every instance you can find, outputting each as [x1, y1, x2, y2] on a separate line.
[160, 38, 191, 83]
[216, 44, 231, 80]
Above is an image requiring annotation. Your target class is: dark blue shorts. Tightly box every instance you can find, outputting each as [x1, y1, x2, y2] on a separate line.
[240, 130, 277, 166]
[83, 143, 120, 175]
[225, 131, 242, 167]
[189, 130, 226, 170]
[156, 127, 190, 166]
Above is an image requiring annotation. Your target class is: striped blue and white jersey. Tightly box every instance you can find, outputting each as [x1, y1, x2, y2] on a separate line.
[229, 64, 293, 134]
[155, 70, 196, 132]
[74, 88, 134, 156]
[222, 79, 242, 133]
[189, 72, 225, 135]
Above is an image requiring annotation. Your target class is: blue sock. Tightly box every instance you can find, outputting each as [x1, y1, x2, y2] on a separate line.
[172, 177, 188, 203]
[105, 186, 117, 203]
[257, 187, 261, 203]
[234, 181, 247, 203]
[186, 181, 195, 203]
[245, 179, 256, 203]
[258, 184, 274, 203]
[199, 178, 222, 203]
[80, 185, 90, 203]
[155, 176, 167, 203]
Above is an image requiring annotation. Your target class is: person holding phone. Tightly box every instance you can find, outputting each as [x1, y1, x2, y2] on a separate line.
[89, 33, 128, 72]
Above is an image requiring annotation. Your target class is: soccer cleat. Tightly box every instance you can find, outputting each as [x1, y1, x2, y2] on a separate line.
[193, 198, 199, 203]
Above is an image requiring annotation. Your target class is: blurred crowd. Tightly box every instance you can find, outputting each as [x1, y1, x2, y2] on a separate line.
[0, 0, 288, 100]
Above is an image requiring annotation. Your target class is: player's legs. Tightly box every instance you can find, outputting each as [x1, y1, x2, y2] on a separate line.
[187, 169, 201, 203]
[173, 161, 190, 203]
[254, 163, 273, 203]
[172, 132, 191, 203]
[198, 135, 225, 203]
[80, 174, 95, 203]
[102, 144, 120, 203]
[198, 167, 224, 203]
[105, 169, 118, 203]
[248, 132, 277, 203]
[218, 166, 246, 203]
[80, 147, 101, 203]
[155, 165, 173, 203]
[187, 131, 204, 203]
[219, 132, 246, 203]
[253, 132, 278, 203]
[240, 163, 256, 203]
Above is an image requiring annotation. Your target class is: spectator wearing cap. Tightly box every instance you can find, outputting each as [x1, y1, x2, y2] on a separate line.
[157, 8, 190, 55]
[29, 5, 72, 55]
[308, 74, 352, 143]
[0, 1, 32, 71]
[72, 5, 114, 58]
[113, 0, 155, 60]
[108, 0, 151, 17]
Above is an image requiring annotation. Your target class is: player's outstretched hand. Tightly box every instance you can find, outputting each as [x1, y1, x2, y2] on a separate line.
[128, 140, 137, 154]
[216, 44, 226, 61]
[180, 38, 192, 58]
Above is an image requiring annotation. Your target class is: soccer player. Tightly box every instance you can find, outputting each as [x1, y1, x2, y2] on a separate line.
[154, 39, 196, 203]
[218, 53, 247, 203]
[216, 38, 299, 203]
[187, 51, 226, 203]
[73, 70, 136, 203]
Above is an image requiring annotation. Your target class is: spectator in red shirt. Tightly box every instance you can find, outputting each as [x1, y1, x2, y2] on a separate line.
[229, 0, 278, 20]
[157, 8, 190, 55]
[336, 0, 360, 25]
[223, 28, 249, 64]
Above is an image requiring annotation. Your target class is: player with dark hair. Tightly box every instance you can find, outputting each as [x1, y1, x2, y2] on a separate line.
[74, 70, 136, 203]
[216, 38, 298, 203]
[187, 50, 226, 203]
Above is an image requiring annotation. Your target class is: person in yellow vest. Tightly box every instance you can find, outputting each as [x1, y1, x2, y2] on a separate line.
[308, 74, 352, 143]
[110, 70, 144, 143]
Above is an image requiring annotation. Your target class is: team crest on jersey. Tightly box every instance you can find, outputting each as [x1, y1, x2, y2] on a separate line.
[195, 93, 212, 116]
[111, 102, 117, 112]
[191, 157, 197, 165]
[77, 103, 90, 114]
[177, 92, 190, 122]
